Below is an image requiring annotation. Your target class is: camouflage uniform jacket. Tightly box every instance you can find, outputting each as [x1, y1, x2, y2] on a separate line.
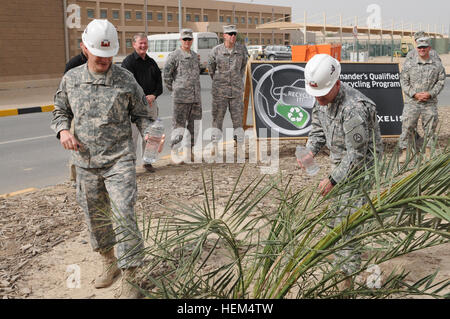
[163, 48, 201, 104]
[51, 64, 154, 168]
[208, 42, 248, 98]
[306, 83, 383, 184]
[400, 55, 446, 106]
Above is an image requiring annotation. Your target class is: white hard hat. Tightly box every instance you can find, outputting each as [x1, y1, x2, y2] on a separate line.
[82, 19, 119, 57]
[304, 54, 341, 97]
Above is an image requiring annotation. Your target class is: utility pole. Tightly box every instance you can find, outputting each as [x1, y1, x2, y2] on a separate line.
[178, 0, 182, 32]
[63, 0, 69, 62]
[271, 8, 274, 44]
[144, 0, 148, 35]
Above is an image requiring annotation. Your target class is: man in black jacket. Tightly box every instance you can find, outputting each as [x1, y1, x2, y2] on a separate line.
[64, 42, 88, 74]
[122, 33, 163, 172]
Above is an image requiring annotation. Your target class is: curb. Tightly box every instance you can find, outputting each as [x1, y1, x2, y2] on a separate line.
[0, 188, 38, 199]
[0, 105, 54, 117]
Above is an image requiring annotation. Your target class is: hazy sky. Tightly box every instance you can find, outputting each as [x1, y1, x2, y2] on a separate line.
[221, 0, 450, 34]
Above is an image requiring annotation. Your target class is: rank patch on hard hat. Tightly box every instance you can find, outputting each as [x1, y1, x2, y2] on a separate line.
[309, 81, 318, 88]
[101, 40, 110, 47]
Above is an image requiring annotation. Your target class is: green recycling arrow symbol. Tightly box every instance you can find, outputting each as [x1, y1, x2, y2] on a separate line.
[276, 104, 310, 129]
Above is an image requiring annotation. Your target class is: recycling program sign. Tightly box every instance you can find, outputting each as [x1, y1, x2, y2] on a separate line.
[249, 62, 404, 139]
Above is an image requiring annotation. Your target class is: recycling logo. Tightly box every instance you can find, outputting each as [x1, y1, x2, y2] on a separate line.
[252, 64, 315, 136]
[276, 104, 309, 128]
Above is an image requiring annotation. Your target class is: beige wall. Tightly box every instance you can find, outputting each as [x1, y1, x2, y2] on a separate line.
[0, 0, 291, 83]
[0, 0, 65, 82]
[71, 0, 291, 56]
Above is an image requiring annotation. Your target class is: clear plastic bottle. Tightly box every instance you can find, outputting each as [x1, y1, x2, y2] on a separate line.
[143, 119, 164, 164]
[295, 145, 319, 176]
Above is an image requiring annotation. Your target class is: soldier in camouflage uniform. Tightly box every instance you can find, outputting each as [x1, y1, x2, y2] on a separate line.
[405, 31, 441, 63]
[51, 20, 153, 298]
[399, 37, 446, 162]
[301, 54, 383, 287]
[208, 25, 248, 155]
[163, 29, 202, 162]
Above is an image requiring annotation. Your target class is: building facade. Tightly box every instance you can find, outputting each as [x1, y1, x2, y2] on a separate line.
[0, 0, 291, 84]
[67, 0, 291, 58]
[0, 0, 66, 83]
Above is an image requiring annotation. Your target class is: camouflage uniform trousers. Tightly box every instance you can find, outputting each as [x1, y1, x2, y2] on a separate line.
[211, 96, 244, 143]
[331, 190, 365, 276]
[171, 102, 202, 148]
[69, 119, 76, 182]
[398, 102, 439, 150]
[132, 100, 159, 159]
[76, 159, 143, 269]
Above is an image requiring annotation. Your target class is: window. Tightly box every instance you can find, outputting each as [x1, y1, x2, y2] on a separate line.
[100, 9, 107, 19]
[168, 39, 179, 51]
[155, 40, 168, 52]
[198, 37, 219, 49]
[87, 9, 94, 19]
[219, 16, 224, 22]
[267, 39, 270, 44]
[195, 15, 200, 22]
[226, 16, 231, 23]
[147, 12, 152, 21]
[126, 39, 132, 48]
[186, 14, 191, 21]
[149, 40, 156, 51]
[254, 18, 258, 25]
[241, 17, 245, 24]
[157, 12, 163, 21]
[248, 18, 252, 24]
[203, 15, 208, 22]
[261, 18, 265, 24]
[167, 13, 173, 22]
[136, 11, 142, 20]
[112, 10, 119, 20]
[125, 11, 131, 20]
[234, 17, 238, 24]
[261, 39, 264, 44]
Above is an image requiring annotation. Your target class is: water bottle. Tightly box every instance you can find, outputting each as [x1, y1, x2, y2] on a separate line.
[295, 145, 319, 176]
[143, 119, 164, 164]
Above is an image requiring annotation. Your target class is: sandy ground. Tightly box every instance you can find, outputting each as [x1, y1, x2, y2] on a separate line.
[1, 107, 449, 299]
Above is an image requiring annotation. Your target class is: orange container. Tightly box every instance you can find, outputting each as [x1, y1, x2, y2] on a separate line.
[291, 44, 342, 62]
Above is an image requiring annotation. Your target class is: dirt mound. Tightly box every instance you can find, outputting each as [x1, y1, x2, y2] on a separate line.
[1, 108, 449, 299]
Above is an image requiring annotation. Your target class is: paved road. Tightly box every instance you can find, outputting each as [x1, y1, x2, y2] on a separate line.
[1, 77, 449, 195]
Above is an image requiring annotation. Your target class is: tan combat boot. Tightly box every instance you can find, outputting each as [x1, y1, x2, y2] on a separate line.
[398, 149, 407, 164]
[118, 267, 141, 299]
[94, 248, 121, 288]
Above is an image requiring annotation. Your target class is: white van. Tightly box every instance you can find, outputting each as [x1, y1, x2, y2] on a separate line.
[147, 32, 219, 73]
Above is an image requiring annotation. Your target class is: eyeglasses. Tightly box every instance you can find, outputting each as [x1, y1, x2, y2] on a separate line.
[226, 32, 237, 36]
[182, 38, 193, 41]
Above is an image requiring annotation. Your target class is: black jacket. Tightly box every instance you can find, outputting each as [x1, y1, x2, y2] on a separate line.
[121, 51, 163, 98]
[64, 52, 87, 74]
